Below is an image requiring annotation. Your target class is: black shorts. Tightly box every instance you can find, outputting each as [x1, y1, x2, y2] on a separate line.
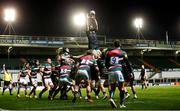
[4, 81, 11, 86]
[141, 77, 145, 81]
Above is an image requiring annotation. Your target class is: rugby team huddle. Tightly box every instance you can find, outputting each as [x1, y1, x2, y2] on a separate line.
[16, 40, 137, 108]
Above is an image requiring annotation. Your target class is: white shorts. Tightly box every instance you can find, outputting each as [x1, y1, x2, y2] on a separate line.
[75, 70, 90, 83]
[20, 78, 28, 85]
[59, 77, 73, 86]
[99, 79, 105, 84]
[31, 78, 37, 86]
[44, 78, 53, 86]
[108, 71, 124, 84]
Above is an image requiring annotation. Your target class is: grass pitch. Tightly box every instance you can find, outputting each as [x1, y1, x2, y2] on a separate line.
[0, 85, 180, 110]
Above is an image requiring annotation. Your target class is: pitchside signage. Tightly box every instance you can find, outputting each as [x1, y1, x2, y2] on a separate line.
[0, 39, 29, 44]
[0, 39, 64, 45]
[136, 43, 149, 47]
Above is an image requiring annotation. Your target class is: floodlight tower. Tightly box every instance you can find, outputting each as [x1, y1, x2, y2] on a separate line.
[73, 12, 86, 37]
[3, 8, 16, 35]
[134, 18, 144, 41]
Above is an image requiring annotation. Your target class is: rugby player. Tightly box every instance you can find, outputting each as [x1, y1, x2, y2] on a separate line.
[86, 10, 98, 49]
[59, 47, 75, 100]
[105, 40, 131, 108]
[17, 62, 31, 97]
[58, 59, 75, 100]
[73, 50, 98, 103]
[39, 58, 54, 100]
[29, 59, 40, 98]
[51, 55, 61, 99]
[92, 50, 107, 99]
[139, 65, 147, 90]
[122, 61, 137, 99]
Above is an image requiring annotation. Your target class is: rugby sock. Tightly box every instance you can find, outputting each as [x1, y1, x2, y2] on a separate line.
[125, 91, 128, 95]
[34, 87, 36, 96]
[132, 88, 136, 94]
[92, 87, 97, 95]
[17, 86, 21, 95]
[2, 87, 6, 94]
[142, 84, 144, 90]
[53, 87, 61, 98]
[49, 89, 53, 96]
[78, 89, 82, 97]
[109, 90, 115, 98]
[9, 88, 12, 95]
[96, 88, 100, 96]
[120, 90, 125, 105]
[39, 88, 47, 98]
[109, 84, 116, 98]
[102, 91, 106, 95]
[29, 88, 35, 96]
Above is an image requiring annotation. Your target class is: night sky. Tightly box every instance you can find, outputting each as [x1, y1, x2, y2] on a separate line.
[0, 0, 179, 40]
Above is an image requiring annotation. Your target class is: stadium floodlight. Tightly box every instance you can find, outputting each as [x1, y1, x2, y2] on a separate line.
[134, 17, 144, 41]
[3, 8, 16, 34]
[134, 18, 143, 29]
[73, 13, 86, 27]
[4, 8, 16, 23]
[73, 12, 86, 37]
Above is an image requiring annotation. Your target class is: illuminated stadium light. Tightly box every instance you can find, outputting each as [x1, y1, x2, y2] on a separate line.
[4, 8, 16, 22]
[73, 13, 86, 26]
[134, 18, 143, 29]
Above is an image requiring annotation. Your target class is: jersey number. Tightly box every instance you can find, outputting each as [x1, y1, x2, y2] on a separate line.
[81, 59, 92, 65]
[60, 69, 67, 73]
[110, 57, 119, 64]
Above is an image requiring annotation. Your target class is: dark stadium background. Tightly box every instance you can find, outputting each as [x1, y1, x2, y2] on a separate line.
[0, 0, 179, 40]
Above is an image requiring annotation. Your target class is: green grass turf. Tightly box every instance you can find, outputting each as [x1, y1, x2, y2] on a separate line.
[0, 85, 180, 110]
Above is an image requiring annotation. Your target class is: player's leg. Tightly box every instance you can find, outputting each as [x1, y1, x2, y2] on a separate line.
[8, 83, 13, 95]
[92, 32, 98, 49]
[39, 78, 48, 98]
[51, 75, 59, 99]
[108, 83, 117, 108]
[144, 80, 148, 89]
[141, 78, 145, 90]
[22, 78, 28, 97]
[17, 83, 21, 97]
[29, 85, 36, 98]
[60, 85, 68, 100]
[29, 78, 35, 97]
[48, 79, 54, 100]
[86, 80, 93, 102]
[124, 82, 130, 99]
[99, 79, 107, 99]
[118, 82, 126, 108]
[52, 86, 61, 99]
[129, 80, 137, 99]
[108, 71, 117, 108]
[2, 81, 8, 95]
[91, 80, 98, 99]
[78, 86, 83, 99]
[17, 79, 23, 97]
[24, 84, 28, 97]
[116, 71, 126, 108]
[72, 70, 87, 103]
